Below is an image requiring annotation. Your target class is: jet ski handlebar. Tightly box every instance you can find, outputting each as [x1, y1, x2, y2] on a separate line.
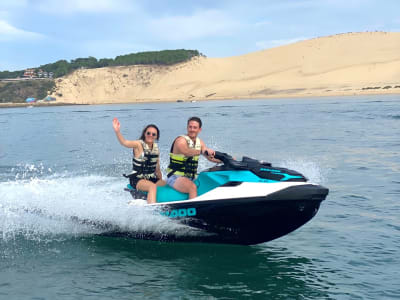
[205, 150, 273, 170]
[213, 151, 233, 164]
[204, 150, 231, 163]
[205, 150, 246, 169]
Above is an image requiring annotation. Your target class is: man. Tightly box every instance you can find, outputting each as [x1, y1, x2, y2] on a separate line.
[166, 116, 219, 199]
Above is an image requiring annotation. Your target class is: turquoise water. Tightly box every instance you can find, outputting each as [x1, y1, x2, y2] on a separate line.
[1, 96, 399, 299]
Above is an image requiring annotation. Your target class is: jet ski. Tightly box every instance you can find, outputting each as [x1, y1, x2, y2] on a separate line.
[112, 151, 329, 245]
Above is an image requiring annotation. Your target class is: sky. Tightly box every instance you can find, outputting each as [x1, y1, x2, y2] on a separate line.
[1, 0, 399, 71]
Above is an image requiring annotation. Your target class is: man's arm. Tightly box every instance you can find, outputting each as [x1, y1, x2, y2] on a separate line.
[200, 140, 221, 163]
[173, 137, 201, 156]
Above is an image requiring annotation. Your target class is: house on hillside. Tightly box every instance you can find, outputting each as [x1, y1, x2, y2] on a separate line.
[37, 69, 46, 78]
[37, 70, 54, 79]
[23, 69, 36, 78]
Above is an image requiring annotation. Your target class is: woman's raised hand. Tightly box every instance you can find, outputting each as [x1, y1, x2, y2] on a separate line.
[112, 117, 120, 132]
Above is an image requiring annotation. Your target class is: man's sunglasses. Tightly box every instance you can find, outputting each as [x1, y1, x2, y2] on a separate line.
[146, 132, 157, 137]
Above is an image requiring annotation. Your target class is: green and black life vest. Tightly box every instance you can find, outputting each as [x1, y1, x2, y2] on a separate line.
[167, 135, 201, 180]
[132, 140, 159, 180]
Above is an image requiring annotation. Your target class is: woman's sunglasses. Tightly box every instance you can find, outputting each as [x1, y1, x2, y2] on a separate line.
[146, 132, 157, 137]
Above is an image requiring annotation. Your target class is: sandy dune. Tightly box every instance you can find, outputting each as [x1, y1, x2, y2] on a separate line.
[52, 32, 400, 104]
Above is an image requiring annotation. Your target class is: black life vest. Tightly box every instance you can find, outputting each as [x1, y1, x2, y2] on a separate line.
[132, 140, 159, 180]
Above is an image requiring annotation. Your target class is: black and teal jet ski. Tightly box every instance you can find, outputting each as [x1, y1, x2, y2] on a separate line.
[108, 151, 328, 245]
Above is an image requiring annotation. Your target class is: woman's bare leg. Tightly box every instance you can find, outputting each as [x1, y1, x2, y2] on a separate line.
[136, 179, 157, 204]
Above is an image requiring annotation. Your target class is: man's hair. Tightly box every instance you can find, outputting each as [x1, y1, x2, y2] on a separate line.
[187, 116, 202, 128]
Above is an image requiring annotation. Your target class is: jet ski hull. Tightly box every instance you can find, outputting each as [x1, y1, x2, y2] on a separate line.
[108, 182, 328, 245]
[161, 184, 327, 245]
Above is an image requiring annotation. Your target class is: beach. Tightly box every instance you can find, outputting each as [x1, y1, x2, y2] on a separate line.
[46, 31, 400, 105]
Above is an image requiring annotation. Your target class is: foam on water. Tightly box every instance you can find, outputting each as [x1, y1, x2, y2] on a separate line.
[278, 159, 328, 184]
[0, 165, 201, 242]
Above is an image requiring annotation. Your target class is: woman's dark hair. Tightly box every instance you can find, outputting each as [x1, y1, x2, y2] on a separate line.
[139, 124, 160, 141]
[187, 116, 202, 128]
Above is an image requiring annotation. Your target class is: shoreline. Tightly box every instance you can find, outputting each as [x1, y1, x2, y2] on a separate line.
[0, 102, 88, 108]
[1, 88, 399, 108]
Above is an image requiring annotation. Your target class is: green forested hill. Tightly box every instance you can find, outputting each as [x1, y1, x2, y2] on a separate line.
[0, 49, 201, 103]
[0, 49, 201, 79]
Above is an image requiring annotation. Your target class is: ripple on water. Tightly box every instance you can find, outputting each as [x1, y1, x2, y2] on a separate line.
[342, 194, 370, 201]
[2, 96, 400, 300]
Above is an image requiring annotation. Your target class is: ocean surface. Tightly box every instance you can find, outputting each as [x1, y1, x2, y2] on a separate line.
[0, 96, 399, 299]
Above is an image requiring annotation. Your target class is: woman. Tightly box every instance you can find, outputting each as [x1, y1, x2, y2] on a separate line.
[112, 117, 165, 204]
